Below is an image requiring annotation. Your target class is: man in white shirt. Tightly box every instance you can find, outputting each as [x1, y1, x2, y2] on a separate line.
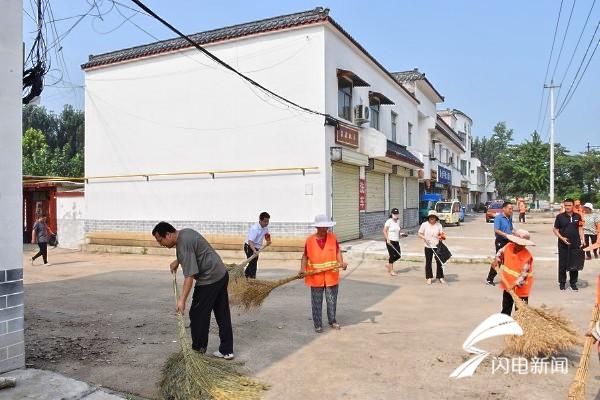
[244, 211, 272, 278]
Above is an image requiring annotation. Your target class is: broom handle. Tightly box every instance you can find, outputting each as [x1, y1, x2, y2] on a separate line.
[172, 272, 179, 306]
[237, 243, 270, 270]
[301, 264, 343, 278]
[493, 265, 527, 308]
[567, 304, 600, 399]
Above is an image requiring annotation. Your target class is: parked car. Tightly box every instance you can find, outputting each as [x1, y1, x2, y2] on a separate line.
[435, 200, 462, 226]
[486, 201, 504, 223]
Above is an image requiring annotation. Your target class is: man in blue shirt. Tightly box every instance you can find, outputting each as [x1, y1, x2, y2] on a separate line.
[486, 201, 514, 285]
[244, 211, 272, 278]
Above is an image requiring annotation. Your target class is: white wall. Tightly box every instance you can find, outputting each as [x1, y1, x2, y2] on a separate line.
[323, 27, 418, 146]
[0, 0, 25, 373]
[85, 26, 328, 223]
[57, 195, 85, 249]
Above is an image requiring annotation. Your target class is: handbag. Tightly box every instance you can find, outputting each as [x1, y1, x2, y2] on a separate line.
[567, 247, 585, 271]
[48, 234, 59, 248]
[435, 242, 452, 264]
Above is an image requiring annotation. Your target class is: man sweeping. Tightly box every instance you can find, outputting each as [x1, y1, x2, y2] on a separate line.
[244, 211, 272, 279]
[486, 201, 514, 286]
[491, 229, 535, 316]
[152, 222, 234, 360]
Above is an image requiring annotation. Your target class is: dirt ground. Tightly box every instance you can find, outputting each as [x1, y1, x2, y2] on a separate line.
[23, 215, 600, 399]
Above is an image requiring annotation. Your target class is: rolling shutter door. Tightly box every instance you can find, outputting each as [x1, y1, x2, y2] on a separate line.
[389, 175, 404, 226]
[332, 162, 359, 242]
[366, 171, 385, 212]
[406, 178, 419, 208]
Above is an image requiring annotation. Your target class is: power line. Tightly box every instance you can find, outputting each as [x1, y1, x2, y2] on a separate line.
[556, 0, 596, 98]
[128, 0, 334, 122]
[557, 32, 600, 115]
[551, 0, 578, 80]
[536, 0, 565, 133]
[556, 17, 600, 115]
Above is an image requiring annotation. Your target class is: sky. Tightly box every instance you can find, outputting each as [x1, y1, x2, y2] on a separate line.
[23, 0, 600, 154]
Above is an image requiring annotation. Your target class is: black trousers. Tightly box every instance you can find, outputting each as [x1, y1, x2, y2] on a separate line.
[585, 234, 598, 258]
[519, 212, 526, 223]
[32, 242, 48, 264]
[487, 238, 509, 282]
[189, 272, 233, 354]
[386, 241, 401, 264]
[243, 243, 259, 279]
[501, 290, 528, 316]
[558, 246, 579, 285]
[425, 247, 443, 279]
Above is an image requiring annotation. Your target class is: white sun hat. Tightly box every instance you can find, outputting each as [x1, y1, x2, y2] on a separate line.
[583, 202, 594, 211]
[312, 214, 336, 228]
[506, 229, 535, 246]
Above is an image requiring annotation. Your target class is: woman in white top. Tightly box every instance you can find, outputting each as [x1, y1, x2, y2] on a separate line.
[418, 210, 446, 285]
[383, 208, 404, 276]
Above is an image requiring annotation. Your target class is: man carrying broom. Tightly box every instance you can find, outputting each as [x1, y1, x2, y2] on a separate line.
[300, 214, 347, 333]
[152, 222, 235, 360]
[491, 229, 535, 316]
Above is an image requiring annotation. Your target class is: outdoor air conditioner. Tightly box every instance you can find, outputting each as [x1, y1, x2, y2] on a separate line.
[354, 104, 370, 124]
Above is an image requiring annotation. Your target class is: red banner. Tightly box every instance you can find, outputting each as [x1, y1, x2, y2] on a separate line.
[359, 178, 366, 211]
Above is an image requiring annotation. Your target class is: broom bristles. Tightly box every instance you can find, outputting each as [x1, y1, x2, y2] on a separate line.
[504, 291, 582, 358]
[567, 305, 600, 400]
[158, 274, 268, 400]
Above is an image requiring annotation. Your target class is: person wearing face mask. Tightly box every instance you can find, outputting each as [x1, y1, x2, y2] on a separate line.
[383, 208, 405, 277]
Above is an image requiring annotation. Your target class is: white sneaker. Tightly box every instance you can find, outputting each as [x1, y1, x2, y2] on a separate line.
[44, 263, 52, 266]
[213, 350, 234, 360]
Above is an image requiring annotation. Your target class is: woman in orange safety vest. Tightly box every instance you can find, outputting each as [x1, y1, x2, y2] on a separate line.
[300, 214, 347, 333]
[491, 229, 535, 316]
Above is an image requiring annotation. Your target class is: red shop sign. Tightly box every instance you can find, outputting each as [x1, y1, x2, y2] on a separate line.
[359, 178, 366, 211]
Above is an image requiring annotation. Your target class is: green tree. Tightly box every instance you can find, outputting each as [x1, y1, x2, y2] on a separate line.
[22, 128, 51, 176]
[492, 131, 556, 202]
[472, 122, 514, 168]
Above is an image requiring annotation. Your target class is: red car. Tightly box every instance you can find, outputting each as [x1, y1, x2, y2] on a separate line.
[486, 202, 504, 223]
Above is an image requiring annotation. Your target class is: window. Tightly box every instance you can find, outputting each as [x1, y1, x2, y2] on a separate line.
[408, 122, 413, 146]
[461, 160, 467, 175]
[369, 97, 380, 130]
[337, 77, 352, 121]
[391, 112, 397, 142]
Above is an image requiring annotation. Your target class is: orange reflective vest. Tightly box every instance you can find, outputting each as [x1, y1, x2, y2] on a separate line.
[304, 232, 340, 287]
[499, 243, 534, 297]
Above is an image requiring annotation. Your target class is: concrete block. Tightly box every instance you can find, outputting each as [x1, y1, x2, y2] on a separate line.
[6, 293, 22, 308]
[0, 354, 24, 374]
[0, 281, 22, 297]
[7, 342, 23, 358]
[6, 318, 22, 333]
[0, 306, 23, 324]
[0, 331, 22, 348]
[6, 269, 23, 282]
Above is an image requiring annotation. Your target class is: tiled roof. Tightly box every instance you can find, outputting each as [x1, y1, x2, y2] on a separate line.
[386, 141, 424, 168]
[82, 7, 330, 69]
[80, 7, 420, 104]
[391, 69, 425, 82]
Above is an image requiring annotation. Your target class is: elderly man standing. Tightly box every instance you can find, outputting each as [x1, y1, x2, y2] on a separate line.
[486, 201, 514, 286]
[152, 222, 234, 360]
[554, 198, 585, 291]
[244, 211, 272, 279]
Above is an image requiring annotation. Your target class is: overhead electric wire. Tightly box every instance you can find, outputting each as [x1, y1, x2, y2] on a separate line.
[535, 0, 565, 133]
[556, 17, 600, 115]
[557, 30, 600, 115]
[551, 0, 578, 80]
[128, 0, 333, 122]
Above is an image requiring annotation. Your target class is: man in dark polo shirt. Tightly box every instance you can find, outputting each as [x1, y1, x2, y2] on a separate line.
[486, 201, 514, 286]
[553, 198, 585, 291]
[152, 221, 234, 359]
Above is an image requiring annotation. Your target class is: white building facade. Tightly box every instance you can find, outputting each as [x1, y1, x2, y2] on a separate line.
[82, 8, 424, 241]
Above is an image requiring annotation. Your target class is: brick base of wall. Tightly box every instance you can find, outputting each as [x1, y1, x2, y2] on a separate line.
[84, 219, 314, 237]
[360, 211, 389, 238]
[403, 208, 419, 229]
[0, 268, 24, 373]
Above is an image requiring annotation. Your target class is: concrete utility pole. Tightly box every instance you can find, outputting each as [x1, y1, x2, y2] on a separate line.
[0, 0, 25, 373]
[544, 81, 560, 205]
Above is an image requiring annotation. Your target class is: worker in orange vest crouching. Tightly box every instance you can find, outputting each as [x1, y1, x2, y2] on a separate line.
[300, 214, 347, 333]
[491, 229, 536, 316]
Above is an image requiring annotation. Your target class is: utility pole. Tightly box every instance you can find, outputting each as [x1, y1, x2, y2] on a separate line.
[544, 81, 560, 204]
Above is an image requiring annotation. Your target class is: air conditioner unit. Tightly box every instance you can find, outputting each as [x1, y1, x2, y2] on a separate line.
[354, 104, 370, 124]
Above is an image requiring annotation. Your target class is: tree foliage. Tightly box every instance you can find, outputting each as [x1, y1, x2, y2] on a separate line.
[471, 122, 513, 168]
[22, 105, 84, 177]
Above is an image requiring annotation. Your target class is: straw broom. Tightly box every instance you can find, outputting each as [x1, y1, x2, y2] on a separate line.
[158, 273, 267, 400]
[567, 281, 600, 400]
[493, 264, 581, 358]
[226, 244, 270, 281]
[233, 265, 342, 311]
